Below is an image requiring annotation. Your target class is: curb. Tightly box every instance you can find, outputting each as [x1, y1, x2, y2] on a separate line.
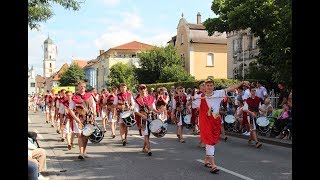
[225, 131, 292, 148]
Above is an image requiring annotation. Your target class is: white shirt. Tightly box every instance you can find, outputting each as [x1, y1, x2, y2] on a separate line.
[255, 86, 268, 100]
[242, 89, 250, 100]
[193, 89, 226, 114]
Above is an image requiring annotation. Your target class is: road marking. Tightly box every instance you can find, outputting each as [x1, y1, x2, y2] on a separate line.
[196, 159, 254, 180]
[132, 135, 158, 144]
[33, 129, 43, 139]
[28, 117, 31, 123]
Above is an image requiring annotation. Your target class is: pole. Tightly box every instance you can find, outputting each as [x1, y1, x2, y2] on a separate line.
[242, 34, 245, 80]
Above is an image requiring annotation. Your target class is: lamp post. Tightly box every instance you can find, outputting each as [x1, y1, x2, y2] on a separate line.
[242, 33, 245, 80]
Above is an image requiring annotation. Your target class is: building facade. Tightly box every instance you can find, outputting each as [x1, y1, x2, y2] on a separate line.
[83, 58, 99, 89]
[95, 41, 155, 91]
[172, 13, 228, 80]
[28, 66, 36, 95]
[43, 36, 57, 78]
[226, 28, 260, 79]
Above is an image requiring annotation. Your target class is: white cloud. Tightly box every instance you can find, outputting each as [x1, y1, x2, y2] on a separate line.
[120, 11, 142, 29]
[95, 30, 140, 50]
[99, 0, 120, 6]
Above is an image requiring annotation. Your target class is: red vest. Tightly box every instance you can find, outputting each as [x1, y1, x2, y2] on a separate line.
[174, 95, 187, 108]
[117, 92, 132, 105]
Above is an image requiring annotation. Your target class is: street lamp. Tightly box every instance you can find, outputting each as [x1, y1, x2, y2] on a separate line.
[242, 33, 245, 80]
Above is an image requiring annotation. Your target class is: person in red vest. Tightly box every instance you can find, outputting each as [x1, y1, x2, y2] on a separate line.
[243, 86, 263, 148]
[99, 88, 109, 132]
[193, 78, 248, 174]
[71, 81, 96, 159]
[171, 86, 190, 143]
[116, 83, 135, 146]
[134, 84, 159, 156]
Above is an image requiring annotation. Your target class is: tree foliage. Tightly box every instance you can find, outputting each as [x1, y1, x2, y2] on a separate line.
[136, 44, 183, 84]
[108, 63, 138, 90]
[59, 63, 86, 86]
[203, 0, 292, 87]
[159, 64, 194, 83]
[28, 0, 82, 30]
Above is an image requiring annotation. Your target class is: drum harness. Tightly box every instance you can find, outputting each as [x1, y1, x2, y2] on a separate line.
[76, 93, 94, 128]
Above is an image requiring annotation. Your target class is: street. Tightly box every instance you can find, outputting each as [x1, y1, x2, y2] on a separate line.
[28, 111, 292, 180]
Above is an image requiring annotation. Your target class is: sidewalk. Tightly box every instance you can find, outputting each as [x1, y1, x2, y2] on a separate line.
[226, 131, 292, 148]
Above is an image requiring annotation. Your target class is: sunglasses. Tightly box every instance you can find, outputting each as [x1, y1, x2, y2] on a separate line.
[139, 86, 146, 90]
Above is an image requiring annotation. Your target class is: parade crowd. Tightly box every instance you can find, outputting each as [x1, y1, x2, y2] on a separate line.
[28, 80, 292, 179]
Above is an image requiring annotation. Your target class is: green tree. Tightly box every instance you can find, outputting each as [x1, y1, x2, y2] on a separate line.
[203, 0, 292, 87]
[108, 63, 138, 90]
[159, 64, 194, 82]
[59, 63, 85, 86]
[28, 0, 82, 30]
[137, 44, 181, 84]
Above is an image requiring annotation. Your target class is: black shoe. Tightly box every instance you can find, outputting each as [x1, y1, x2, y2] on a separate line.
[148, 151, 152, 156]
[78, 154, 84, 160]
[122, 140, 127, 146]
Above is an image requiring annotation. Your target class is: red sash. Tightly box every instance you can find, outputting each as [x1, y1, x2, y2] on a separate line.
[199, 95, 221, 146]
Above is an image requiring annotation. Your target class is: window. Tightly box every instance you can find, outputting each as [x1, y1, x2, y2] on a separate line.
[50, 63, 52, 68]
[233, 39, 238, 56]
[50, 55, 52, 59]
[181, 34, 184, 44]
[45, 48, 47, 52]
[30, 83, 35, 87]
[207, 53, 214, 66]
[180, 54, 185, 67]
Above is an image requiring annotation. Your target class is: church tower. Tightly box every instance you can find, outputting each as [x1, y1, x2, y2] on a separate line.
[43, 35, 57, 78]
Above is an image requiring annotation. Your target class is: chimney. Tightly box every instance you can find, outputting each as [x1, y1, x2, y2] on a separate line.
[99, 50, 105, 55]
[197, 12, 201, 24]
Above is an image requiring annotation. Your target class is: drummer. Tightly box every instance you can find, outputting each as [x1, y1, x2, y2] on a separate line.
[134, 84, 159, 156]
[115, 83, 135, 146]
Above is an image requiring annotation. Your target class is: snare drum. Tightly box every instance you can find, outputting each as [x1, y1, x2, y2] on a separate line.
[183, 114, 191, 124]
[149, 119, 167, 138]
[224, 115, 236, 124]
[256, 116, 269, 127]
[82, 123, 96, 136]
[120, 111, 136, 127]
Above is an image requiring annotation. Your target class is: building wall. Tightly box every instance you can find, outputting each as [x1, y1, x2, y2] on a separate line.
[43, 43, 57, 78]
[84, 68, 97, 89]
[176, 19, 190, 74]
[28, 70, 36, 95]
[226, 29, 260, 79]
[190, 43, 227, 80]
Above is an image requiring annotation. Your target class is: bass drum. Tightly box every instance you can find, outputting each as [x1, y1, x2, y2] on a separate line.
[149, 119, 167, 138]
[121, 111, 136, 127]
[82, 123, 96, 137]
[87, 123, 104, 143]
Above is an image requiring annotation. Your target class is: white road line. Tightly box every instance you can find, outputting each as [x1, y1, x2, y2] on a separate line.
[33, 129, 43, 139]
[196, 159, 255, 180]
[132, 135, 158, 144]
[28, 117, 31, 123]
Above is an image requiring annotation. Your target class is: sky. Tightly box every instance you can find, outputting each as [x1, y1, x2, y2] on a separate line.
[28, 0, 217, 76]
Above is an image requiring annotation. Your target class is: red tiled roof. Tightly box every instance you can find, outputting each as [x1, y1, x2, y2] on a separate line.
[52, 63, 69, 81]
[83, 58, 99, 68]
[72, 60, 88, 69]
[110, 41, 155, 50]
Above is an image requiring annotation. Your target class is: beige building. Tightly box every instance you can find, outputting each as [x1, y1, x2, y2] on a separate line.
[169, 13, 228, 80]
[95, 41, 155, 90]
[227, 28, 260, 79]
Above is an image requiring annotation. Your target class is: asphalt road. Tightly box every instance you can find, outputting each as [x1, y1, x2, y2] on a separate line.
[28, 111, 292, 180]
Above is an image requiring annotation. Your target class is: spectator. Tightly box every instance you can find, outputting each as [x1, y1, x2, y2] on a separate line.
[275, 103, 290, 139]
[28, 136, 49, 180]
[255, 81, 268, 104]
[259, 98, 273, 117]
[277, 82, 289, 108]
[28, 159, 39, 180]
